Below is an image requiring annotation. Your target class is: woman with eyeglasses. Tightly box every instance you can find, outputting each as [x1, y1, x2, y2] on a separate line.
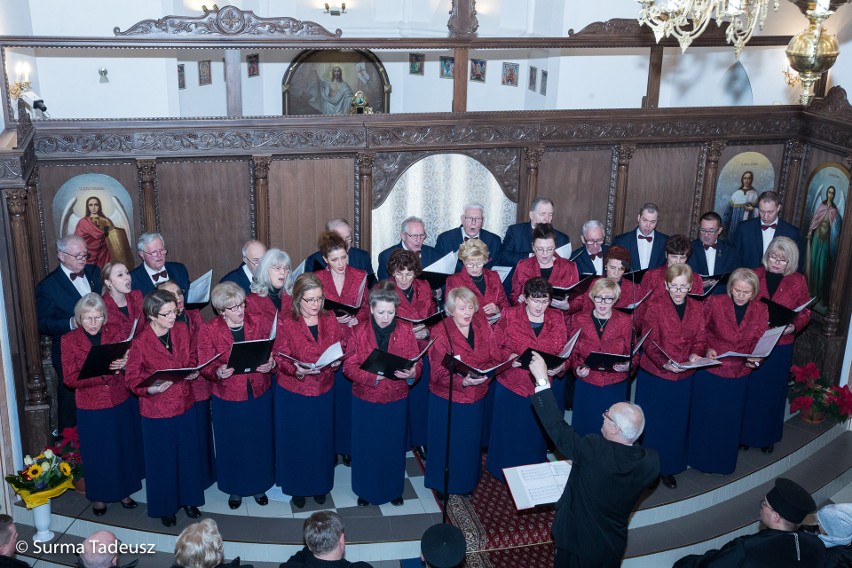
[245, 248, 293, 331]
[343, 281, 419, 507]
[426, 287, 502, 498]
[635, 264, 706, 490]
[101, 262, 143, 337]
[510, 224, 578, 309]
[487, 277, 565, 480]
[569, 278, 635, 436]
[446, 239, 509, 324]
[687, 268, 769, 476]
[641, 235, 704, 295]
[273, 274, 346, 509]
[62, 293, 142, 517]
[125, 289, 205, 527]
[387, 249, 437, 461]
[198, 282, 275, 509]
[741, 237, 810, 454]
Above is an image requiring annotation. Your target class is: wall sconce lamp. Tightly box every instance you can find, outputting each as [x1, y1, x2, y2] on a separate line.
[9, 61, 31, 100]
[324, 3, 346, 15]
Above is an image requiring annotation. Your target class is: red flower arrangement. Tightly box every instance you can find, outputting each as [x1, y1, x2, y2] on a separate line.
[789, 362, 852, 423]
[49, 427, 83, 481]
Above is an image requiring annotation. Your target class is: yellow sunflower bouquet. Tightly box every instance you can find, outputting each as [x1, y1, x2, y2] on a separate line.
[5, 449, 76, 508]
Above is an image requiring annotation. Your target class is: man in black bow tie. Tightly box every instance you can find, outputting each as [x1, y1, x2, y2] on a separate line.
[734, 191, 803, 271]
[570, 219, 608, 276]
[688, 212, 741, 294]
[129, 232, 190, 295]
[36, 235, 103, 432]
[612, 202, 669, 270]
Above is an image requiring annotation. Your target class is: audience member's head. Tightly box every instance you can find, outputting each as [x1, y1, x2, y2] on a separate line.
[79, 530, 119, 568]
[173, 519, 225, 568]
[761, 478, 816, 531]
[817, 503, 852, 548]
[421, 523, 466, 568]
[0, 515, 18, 557]
[303, 511, 347, 561]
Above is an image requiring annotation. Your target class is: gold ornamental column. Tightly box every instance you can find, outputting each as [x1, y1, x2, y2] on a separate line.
[136, 159, 158, 233]
[611, 144, 636, 238]
[252, 156, 271, 245]
[700, 141, 727, 217]
[522, 146, 544, 221]
[357, 153, 375, 251]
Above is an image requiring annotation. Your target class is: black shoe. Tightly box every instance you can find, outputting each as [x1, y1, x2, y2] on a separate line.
[661, 474, 678, 489]
[254, 494, 268, 506]
[761, 444, 775, 454]
[183, 505, 201, 518]
[435, 491, 446, 502]
[342, 455, 352, 467]
[93, 505, 107, 516]
[357, 497, 369, 508]
[414, 446, 427, 461]
[120, 498, 138, 509]
[162, 515, 177, 527]
[313, 495, 326, 505]
[739, 444, 750, 451]
[391, 497, 404, 506]
[292, 496, 306, 508]
[228, 496, 242, 509]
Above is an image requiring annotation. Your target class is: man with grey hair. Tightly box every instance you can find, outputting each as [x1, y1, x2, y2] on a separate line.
[570, 219, 608, 276]
[527, 352, 659, 568]
[304, 219, 375, 283]
[77, 530, 119, 568]
[435, 202, 502, 267]
[129, 232, 190, 295]
[220, 239, 267, 294]
[0, 514, 27, 568]
[280, 511, 373, 567]
[377, 216, 440, 280]
[36, 234, 103, 432]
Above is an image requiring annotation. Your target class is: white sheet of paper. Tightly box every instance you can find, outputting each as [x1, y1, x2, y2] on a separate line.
[651, 341, 721, 370]
[717, 326, 786, 358]
[186, 269, 213, 304]
[556, 243, 572, 258]
[314, 342, 344, 369]
[491, 266, 512, 282]
[286, 259, 307, 291]
[504, 460, 572, 510]
[558, 330, 582, 358]
[423, 251, 458, 275]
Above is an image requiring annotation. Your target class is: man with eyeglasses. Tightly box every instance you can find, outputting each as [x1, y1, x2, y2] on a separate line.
[688, 211, 742, 294]
[527, 352, 659, 568]
[675, 477, 824, 567]
[435, 202, 502, 268]
[612, 202, 669, 270]
[495, 197, 570, 268]
[220, 239, 267, 294]
[569, 219, 608, 276]
[129, 232, 190, 295]
[304, 218, 375, 284]
[377, 216, 440, 280]
[36, 235, 103, 433]
[734, 191, 803, 272]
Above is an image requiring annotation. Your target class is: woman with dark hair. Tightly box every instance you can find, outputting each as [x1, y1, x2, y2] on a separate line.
[636, 263, 707, 489]
[273, 273, 346, 508]
[386, 249, 436, 460]
[343, 281, 419, 506]
[198, 282, 275, 509]
[426, 287, 502, 497]
[245, 248, 293, 331]
[641, 234, 704, 295]
[62, 293, 141, 516]
[569, 278, 636, 436]
[125, 289, 205, 526]
[598, 245, 643, 311]
[510, 223, 579, 309]
[446, 238, 509, 324]
[74, 196, 115, 267]
[741, 237, 810, 454]
[487, 277, 565, 480]
[101, 261, 143, 337]
[688, 268, 768, 475]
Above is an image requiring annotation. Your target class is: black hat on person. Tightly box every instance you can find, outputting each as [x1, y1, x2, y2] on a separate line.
[765, 478, 816, 524]
[421, 523, 466, 568]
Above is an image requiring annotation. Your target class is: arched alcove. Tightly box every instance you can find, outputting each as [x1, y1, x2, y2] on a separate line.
[719, 61, 754, 106]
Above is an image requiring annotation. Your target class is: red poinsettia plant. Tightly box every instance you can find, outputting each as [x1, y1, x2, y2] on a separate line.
[789, 362, 852, 423]
[48, 426, 83, 481]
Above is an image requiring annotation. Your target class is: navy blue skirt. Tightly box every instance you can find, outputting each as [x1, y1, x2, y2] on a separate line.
[688, 370, 749, 475]
[408, 356, 430, 448]
[192, 398, 216, 489]
[352, 396, 407, 505]
[425, 393, 484, 495]
[334, 368, 353, 456]
[77, 399, 143, 502]
[141, 411, 205, 518]
[551, 375, 567, 414]
[635, 370, 694, 475]
[128, 396, 145, 479]
[481, 380, 496, 448]
[486, 382, 548, 481]
[571, 379, 628, 437]
[741, 343, 793, 448]
[212, 388, 274, 496]
[274, 384, 334, 497]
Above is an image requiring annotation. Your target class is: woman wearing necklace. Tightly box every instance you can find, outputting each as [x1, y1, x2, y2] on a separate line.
[343, 281, 419, 507]
[273, 274, 346, 509]
[741, 237, 810, 454]
[510, 224, 578, 309]
[487, 277, 565, 480]
[62, 293, 141, 517]
[569, 278, 636, 436]
[198, 282, 276, 510]
[446, 239, 509, 325]
[101, 261, 143, 337]
[315, 231, 369, 466]
[636, 264, 707, 490]
[387, 249, 437, 461]
[687, 268, 768, 476]
[245, 248, 293, 331]
[125, 289, 205, 527]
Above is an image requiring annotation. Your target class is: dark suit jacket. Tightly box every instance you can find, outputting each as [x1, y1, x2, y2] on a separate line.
[130, 261, 190, 295]
[377, 243, 440, 280]
[673, 528, 825, 568]
[494, 222, 570, 268]
[570, 245, 609, 276]
[688, 239, 742, 296]
[734, 217, 803, 271]
[219, 264, 252, 294]
[612, 228, 669, 270]
[305, 247, 375, 281]
[434, 226, 503, 267]
[530, 387, 659, 563]
[36, 264, 103, 368]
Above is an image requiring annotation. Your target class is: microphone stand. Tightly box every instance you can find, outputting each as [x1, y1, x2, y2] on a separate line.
[439, 316, 456, 524]
[626, 266, 638, 402]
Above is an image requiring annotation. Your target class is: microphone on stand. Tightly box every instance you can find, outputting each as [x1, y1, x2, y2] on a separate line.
[439, 314, 456, 524]
[626, 264, 639, 402]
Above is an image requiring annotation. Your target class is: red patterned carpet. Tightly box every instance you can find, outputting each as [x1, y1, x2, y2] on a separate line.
[437, 457, 556, 568]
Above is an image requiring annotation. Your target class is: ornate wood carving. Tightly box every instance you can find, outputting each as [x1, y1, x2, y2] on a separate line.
[612, 144, 636, 237]
[252, 155, 271, 246]
[16, 99, 33, 144]
[700, 140, 727, 217]
[523, 146, 544, 214]
[782, 139, 806, 223]
[356, 153, 375, 251]
[570, 18, 789, 48]
[0, 159, 21, 181]
[367, 124, 539, 149]
[136, 159, 158, 233]
[448, 0, 479, 39]
[114, 5, 342, 38]
[453, 47, 469, 113]
[691, 145, 708, 236]
[25, 166, 44, 283]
